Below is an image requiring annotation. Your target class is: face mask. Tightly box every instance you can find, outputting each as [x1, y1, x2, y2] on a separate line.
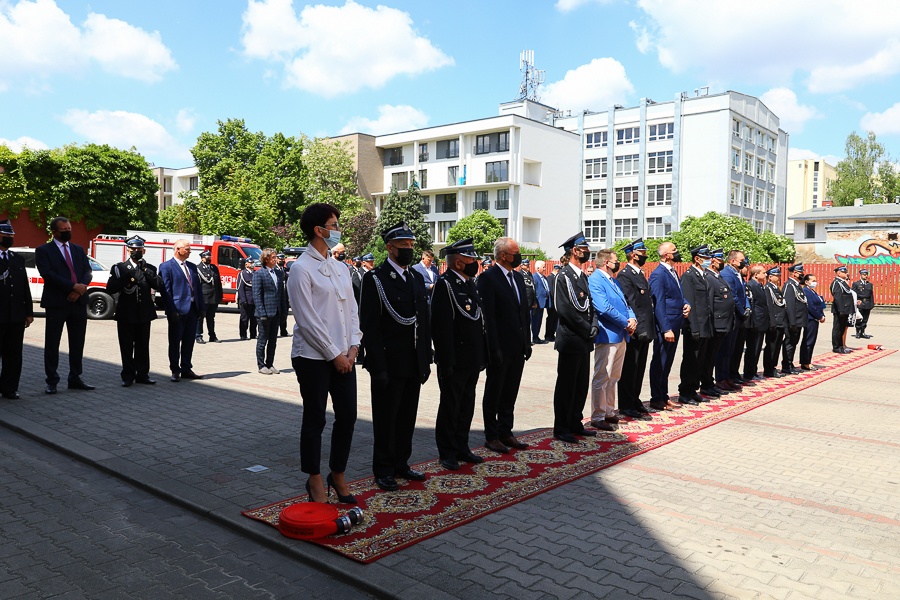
[320, 227, 341, 249]
[394, 247, 414, 267]
[671, 251, 682, 263]
[701, 259, 711, 269]
[636, 255, 648, 267]
[714, 262, 724, 272]
[610, 261, 620, 272]
[58, 230, 72, 243]
[809, 281, 818, 289]
[130, 250, 144, 261]
[0, 236, 13, 248]
[463, 261, 479, 277]
[336, 252, 347, 261]
[509, 252, 523, 269]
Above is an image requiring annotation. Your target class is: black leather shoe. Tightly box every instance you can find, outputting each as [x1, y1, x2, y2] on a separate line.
[180, 370, 203, 380]
[678, 396, 699, 405]
[590, 420, 616, 431]
[209, 337, 221, 343]
[396, 469, 426, 481]
[649, 401, 668, 411]
[554, 433, 580, 443]
[45, 385, 57, 394]
[485, 440, 510, 454]
[457, 452, 484, 464]
[622, 409, 651, 421]
[500, 436, 529, 450]
[576, 429, 597, 437]
[196, 337, 206, 344]
[68, 380, 95, 391]
[121, 380, 133, 387]
[3, 392, 20, 399]
[170, 372, 180, 382]
[440, 458, 460, 471]
[135, 377, 156, 385]
[700, 388, 720, 398]
[374, 476, 399, 491]
[841, 348, 852, 354]
[752, 375, 766, 381]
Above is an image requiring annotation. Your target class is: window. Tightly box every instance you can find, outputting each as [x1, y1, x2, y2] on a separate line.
[474, 190, 489, 210]
[756, 158, 765, 179]
[755, 189, 764, 211]
[730, 183, 740, 206]
[743, 153, 753, 175]
[584, 157, 608, 179]
[768, 162, 776, 183]
[475, 132, 509, 154]
[753, 220, 763, 234]
[163, 178, 172, 193]
[391, 171, 408, 190]
[756, 129, 764, 147]
[615, 154, 639, 176]
[496, 188, 509, 210]
[418, 143, 428, 162]
[647, 184, 672, 206]
[646, 217, 671, 238]
[437, 220, 456, 243]
[768, 136, 776, 152]
[614, 186, 639, 208]
[498, 218, 508, 235]
[743, 187, 753, 208]
[189, 176, 199, 191]
[586, 131, 608, 148]
[584, 219, 607, 242]
[218, 245, 240, 269]
[497, 131, 509, 152]
[614, 218, 639, 239]
[448, 165, 458, 186]
[648, 122, 674, 141]
[616, 126, 640, 145]
[805, 222, 816, 239]
[732, 118, 741, 137]
[436, 139, 459, 159]
[647, 151, 673, 174]
[485, 161, 509, 183]
[475, 134, 490, 154]
[384, 147, 403, 166]
[436, 193, 457, 213]
[584, 188, 607, 209]
[418, 169, 427, 189]
[421, 195, 431, 214]
[766, 193, 774, 213]
[742, 124, 751, 141]
[732, 148, 741, 170]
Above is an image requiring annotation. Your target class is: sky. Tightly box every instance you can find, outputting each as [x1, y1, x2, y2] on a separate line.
[3, 0, 900, 169]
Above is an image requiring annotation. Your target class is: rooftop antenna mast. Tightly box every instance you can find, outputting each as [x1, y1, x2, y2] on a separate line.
[518, 50, 544, 102]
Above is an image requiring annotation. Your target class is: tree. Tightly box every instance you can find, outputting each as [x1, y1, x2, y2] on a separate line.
[446, 210, 504, 256]
[299, 136, 366, 221]
[0, 145, 30, 215]
[253, 132, 305, 225]
[192, 119, 267, 191]
[373, 184, 432, 256]
[876, 160, 900, 204]
[830, 131, 886, 206]
[158, 193, 201, 233]
[198, 176, 277, 248]
[342, 209, 377, 257]
[666, 211, 794, 263]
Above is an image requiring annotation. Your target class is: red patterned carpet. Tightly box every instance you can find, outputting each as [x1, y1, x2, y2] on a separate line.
[243, 347, 893, 563]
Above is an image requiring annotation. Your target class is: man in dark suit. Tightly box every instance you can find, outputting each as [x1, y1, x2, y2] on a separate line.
[411, 249, 440, 297]
[159, 239, 205, 382]
[701, 249, 734, 397]
[195, 250, 223, 343]
[431, 238, 486, 470]
[236, 259, 257, 340]
[763, 267, 788, 376]
[352, 252, 374, 305]
[781, 264, 807, 375]
[677, 245, 712, 405]
[531, 260, 551, 344]
[552, 233, 599, 441]
[35, 216, 94, 394]
[106, 236, 163, 387]
[830, 266, 855, 353]
[617, 239, 654, 420]
[544, 264, 561, 341]
[477, 236, 532, 454]
[360, 222, 431, 491]
[253, 248, 288, 374]
[743, 266, 770, 380]
[648, 242, 689, 410]
[276, 253, 290, 336]
[0, 220, 34, 399]
[851, 269, 874, 338]
[716, 250, 750, 390]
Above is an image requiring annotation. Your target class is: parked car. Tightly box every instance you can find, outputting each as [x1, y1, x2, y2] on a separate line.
[14, 247, 116, 319]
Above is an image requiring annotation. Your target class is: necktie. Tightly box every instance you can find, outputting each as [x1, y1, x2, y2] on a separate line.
[62, 244, 78, 283]
[181, 262, 195, 299]
[507, 271, 520, 303]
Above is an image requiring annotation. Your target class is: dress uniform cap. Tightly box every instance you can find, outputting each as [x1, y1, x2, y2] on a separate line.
[439, 237, 478, 258]
[690, 245, 711, 258]
[361, 253, 375, 261]
[352, 256, 361, 262]
[623, 238, 646, 254]
[552, 264, 561, 270]
[521, 258, 530, 266]
[382, 221, 416, 243]
[559, 231, 588, 250]
[766, 266, 781, 276]
[860, 268, 869, 275]
[0, 219, 15, 235]
[787, 263, 804, 272]
[834, 265, 848, 273]
[481, 258, 493, 267]
[276, 253, 286, 259]
[199, 250, 211, 258]
[124, 235, 145, 249]
[710, 248, 725, 259]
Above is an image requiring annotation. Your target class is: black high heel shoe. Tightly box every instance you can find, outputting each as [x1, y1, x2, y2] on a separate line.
[326, 473, 357, 504]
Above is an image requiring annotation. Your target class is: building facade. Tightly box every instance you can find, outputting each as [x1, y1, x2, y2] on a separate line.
[785, 158, 836, 236]
[789, 203, 900, 264]
[151, 166, 199, 212]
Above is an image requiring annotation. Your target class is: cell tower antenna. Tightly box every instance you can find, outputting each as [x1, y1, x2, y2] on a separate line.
[518, 50, 544, 102]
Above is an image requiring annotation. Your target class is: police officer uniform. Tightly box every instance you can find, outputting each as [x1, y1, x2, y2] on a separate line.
[196, 250, 223, 343]
[702, 249, 734, 396]
[763, 267, 788, 377]
[359, 222, 431, 491]
[544, 264, 561, 341]
[830, 266, 854, 353]
[678, 245, 713, 404]
[105, 236, 163, 386]
[0, 220, 34, 399]
[852, 270, 874, 338]
[276, 253, 290, 336]
[781, 264, 807, 374]
[520, 258, 536, 318]
[743, 273, 770, 380]
[431, 238, 486, 470]
[236, 259, 257, 340]
[616, 238, 654, 419]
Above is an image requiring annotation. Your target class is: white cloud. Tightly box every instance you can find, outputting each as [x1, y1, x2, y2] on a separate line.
[861, 102, 900, 136]
[175, 109, 197, 134]
[0, 0, 176, 88]
[787, 147, 841, 167]
[760, 88, 819, 134]
[555, 0, 613, 12]
[339, 105, 429, 135]
[541, 58, 634, 113]
[0, 136, 49, 152]
[241, 0, 453, 96]
[61, 109, 191, 162]
[633, 0, 900, 92]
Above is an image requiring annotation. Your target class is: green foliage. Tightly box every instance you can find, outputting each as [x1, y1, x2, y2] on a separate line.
[342, 209, 377, 257]
[192, 119, 267, 191]
[664, 211, 794, 263]
[157, 193, 201, 233]
[876, 160, 900, 204]
[519, 245, 548, 261]
[374, 184, 432, 256]
[0, 145, 30, 214]
[758, 230, 796, 263]
[830, 131, 888, 206]
[364, 235, 388, 265]
[299, 136, 365, 220]
[198, 176, 278, 247]
[446, 210, 504, 255]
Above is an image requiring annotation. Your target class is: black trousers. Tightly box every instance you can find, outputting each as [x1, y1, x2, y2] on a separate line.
[280, 311, 289, 336]
[295, 356, 357, 475]
[831, 314, 849, 350]
[678, 333, 707, 394]
[553, 350, 590, 436]
[482, 354, 525, 441]
[435, 366, 480, 460]
[544, 308, 558, 340]
[743, 328, 763, 378]
[800, 319, 819, 365]
[256, 316, 279, 369]
[44, 304, 87, 386]
[167, 311, 198, 374]
[715, 324, 738, 383]
[856, 309, 871, 334]
[763, 327, 785, 375]
[117, 320, 151, 383]
[700, 332, 725, 389]
[618, 338, 650, 412]
[0, 322, 26, 395]
[196, 303, 218, 340]
[782, 325, 803, 371]
[239, 303, 257, 338]
[650, 328, 680, 404]
[730, 326, 747, 381]
[371, 372, 421, 478]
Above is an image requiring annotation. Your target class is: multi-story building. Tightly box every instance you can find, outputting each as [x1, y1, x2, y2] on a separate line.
[785, 158, 836, 236]
[150, 166, 199, 212]
[551, 90, 789, 249]
[372, 105, 580, 252]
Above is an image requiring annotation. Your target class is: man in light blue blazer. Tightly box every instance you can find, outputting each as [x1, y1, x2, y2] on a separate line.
[588, 248, 636, 429]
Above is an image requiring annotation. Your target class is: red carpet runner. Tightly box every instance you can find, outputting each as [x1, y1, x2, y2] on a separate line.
[243, 347, 893, 563]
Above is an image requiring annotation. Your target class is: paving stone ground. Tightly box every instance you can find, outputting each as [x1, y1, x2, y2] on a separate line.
[1, 306, 898, 599]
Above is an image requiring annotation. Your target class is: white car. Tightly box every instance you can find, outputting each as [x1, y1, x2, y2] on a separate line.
[13, 247, 117, 319]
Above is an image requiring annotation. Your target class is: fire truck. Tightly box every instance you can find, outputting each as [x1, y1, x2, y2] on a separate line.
[90, 231, 262, 304]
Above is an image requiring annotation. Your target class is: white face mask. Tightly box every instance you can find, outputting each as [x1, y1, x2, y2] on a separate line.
[808, 281, 818, 289]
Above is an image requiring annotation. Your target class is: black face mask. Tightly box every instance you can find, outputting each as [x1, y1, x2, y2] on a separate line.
[0, 236, 13, 249]
[58, 230, 72, 243]
[611, 261, 621, 273]
[336, 252, 347, 261]
[671, 251, 682, 263]
[509, 252, 523, 269]
[130, 250, 144, 261]
[394, 247, 414, 267]
[636, 255, 648, 267]
[463, 261, 479, 278]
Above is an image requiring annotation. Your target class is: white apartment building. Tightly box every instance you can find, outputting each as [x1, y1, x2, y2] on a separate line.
[373, 105, 581, 252]
[151, 166, 199, 212]
[551, 91, 789, 249]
